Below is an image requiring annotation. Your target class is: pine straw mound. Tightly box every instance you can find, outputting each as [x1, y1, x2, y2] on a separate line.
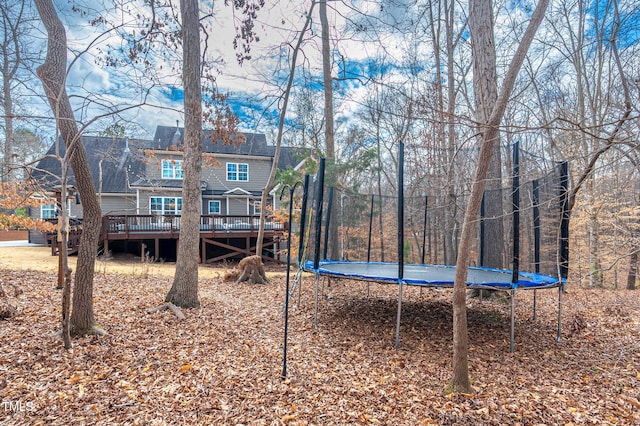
[0, 268, 639, 425]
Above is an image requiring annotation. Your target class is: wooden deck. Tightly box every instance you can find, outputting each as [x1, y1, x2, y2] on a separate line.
[100, 214, 287, 263]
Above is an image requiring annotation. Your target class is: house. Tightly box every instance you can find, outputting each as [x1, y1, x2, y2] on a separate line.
[30, 125, 305, 262]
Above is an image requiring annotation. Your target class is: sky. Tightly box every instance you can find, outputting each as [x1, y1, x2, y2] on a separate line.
[17, 0, 638, 147]
[38, 0, 329, 139]
[35, 0, 425, 141]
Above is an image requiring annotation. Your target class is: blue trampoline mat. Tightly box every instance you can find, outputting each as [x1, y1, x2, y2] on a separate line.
[303, 260, 563, 289]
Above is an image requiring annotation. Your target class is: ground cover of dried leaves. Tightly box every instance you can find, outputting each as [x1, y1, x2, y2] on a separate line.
[1, 266, 639, 425]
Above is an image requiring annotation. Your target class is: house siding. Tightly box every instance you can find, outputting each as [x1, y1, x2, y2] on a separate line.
[226, 197, 250, 216]
[202, 155, 272, 193]
[99, 194, 136, 215]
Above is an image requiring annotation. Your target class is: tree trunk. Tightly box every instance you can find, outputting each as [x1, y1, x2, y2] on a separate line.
[165, 0, 202, 309]
[255, 1, 315, 257]
[319, 0, 339, 260]
[588, 194, 603, 287]
[1, 1, 21, 183]
[2, 88, 15, 182]
[469, 0, 504, 274]
[628, 250, 638, 290]
[444, 0, 459, 265]
[451, 0, 549, 394]
[35, 0, 103, 336]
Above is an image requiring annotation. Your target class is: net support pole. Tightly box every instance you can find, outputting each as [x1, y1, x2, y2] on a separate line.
[510, 289, 516, 352]
[511, 141, 520, 283]
[367, 194, 374, 262]
[557, 286, 563, 343]
[557, 160, 569, 342]
[297, 175, 311, 266]
[281, 181, 303, 380]
[314, 275, 320, 329]
[323, 187, 334, 261]
[532, 178, 541, 321]
[395, 141, 405, 349]
[421, 195, 428, 264]
[479, 194, 486, 267]
[313, 159, 326, 329]
[296, 175, 311, 307]
[559, 161, 570, 282]
[510, 141, 520, 353]
[366, 194, 374, 297]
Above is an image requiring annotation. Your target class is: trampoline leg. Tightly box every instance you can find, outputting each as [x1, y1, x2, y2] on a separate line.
[395, 282, 404, 349]
[510, 289, 516, 353]
[321, 276, 326, 298]
[533, 289, 537, 321]
[314, 274, 319, 329]
[556, 285, 563, 343]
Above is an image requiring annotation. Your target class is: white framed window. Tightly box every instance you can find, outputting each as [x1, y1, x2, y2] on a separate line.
[41, 204, 57, 219]
[150, 197, 182, 215]
[208, 200, 221, 215]
[226, 162, 248, 181]
[253, 201, 261, 215]
[161, 159, 183, 179]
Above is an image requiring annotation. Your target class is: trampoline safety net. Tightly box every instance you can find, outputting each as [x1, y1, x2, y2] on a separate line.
[296, 151, 569, 287]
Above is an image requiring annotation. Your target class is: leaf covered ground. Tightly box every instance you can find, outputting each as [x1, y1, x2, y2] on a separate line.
[1, 267, 639, 425]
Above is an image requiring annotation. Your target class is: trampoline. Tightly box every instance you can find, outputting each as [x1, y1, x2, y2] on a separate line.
[281, 140, 568, 372]
[303, 260, 563, 290]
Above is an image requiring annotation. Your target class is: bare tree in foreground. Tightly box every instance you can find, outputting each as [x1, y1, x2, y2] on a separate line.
[164, 0, 202, 309]
[451, 0, 550, 393]
[34, 0, 104, 336]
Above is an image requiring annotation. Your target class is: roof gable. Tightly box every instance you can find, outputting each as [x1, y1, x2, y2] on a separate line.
[151, 125, 303, 169]
[32, 136, 146, 194]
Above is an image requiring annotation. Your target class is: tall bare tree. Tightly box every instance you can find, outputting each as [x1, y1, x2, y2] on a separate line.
[0, 0, 36, 182]
[451, 0, 550, 393]
[255, 1, 316, 257]
[469, 0, 505, 278]
[165, 0, 203, 309]
[34, 0, 104, 336]
[319, 0, 341, 259]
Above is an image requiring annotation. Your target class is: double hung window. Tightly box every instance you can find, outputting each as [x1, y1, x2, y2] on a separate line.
[208, 200, 221, 215]
[150, 197, 182, 215]
[162, 159, 183, 179]
[226, 163, 248, 181]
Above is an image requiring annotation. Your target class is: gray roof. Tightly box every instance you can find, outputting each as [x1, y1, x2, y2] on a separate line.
[152, 125, 302, 169]
[33, 126, 305, 194]
[32, 136, 146, 194]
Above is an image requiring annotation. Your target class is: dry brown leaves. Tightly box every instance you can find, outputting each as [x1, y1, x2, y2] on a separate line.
[0, 267, 639, 425]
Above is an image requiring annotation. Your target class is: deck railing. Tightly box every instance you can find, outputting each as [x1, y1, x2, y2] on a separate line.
[101, 214, 286, 237]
